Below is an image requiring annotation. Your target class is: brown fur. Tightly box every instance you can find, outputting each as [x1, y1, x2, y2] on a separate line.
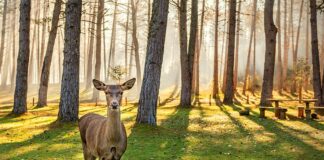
[78, 113, 127, 160]
[78, 78, 135, 160]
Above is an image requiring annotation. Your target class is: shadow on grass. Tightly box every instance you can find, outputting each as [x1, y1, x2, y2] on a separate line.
[0, 121, 81, 160]
[160, 85, 179, 106]
[124, 106, 191, 160]
[225, 104, 323, 159]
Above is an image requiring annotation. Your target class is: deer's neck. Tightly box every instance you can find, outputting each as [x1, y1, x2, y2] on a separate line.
[107, 109, 122, 142]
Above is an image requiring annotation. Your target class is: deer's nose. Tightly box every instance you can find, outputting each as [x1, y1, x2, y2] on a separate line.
[111, 101, 118, 109]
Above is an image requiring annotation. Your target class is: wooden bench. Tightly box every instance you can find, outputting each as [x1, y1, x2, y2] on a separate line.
[297, 106, 305, 118]
[259, 106, 287, 119]
[296, 106, 324, 119]
[259, 106, 274, 118]
[278, 108, 288, 120]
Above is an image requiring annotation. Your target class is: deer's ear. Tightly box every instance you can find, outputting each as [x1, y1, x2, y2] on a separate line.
[93, 79, 107, 91]
[121, 78, 136, 91]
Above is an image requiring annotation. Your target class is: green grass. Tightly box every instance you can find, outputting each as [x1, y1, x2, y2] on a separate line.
[0, 88, 324, 159]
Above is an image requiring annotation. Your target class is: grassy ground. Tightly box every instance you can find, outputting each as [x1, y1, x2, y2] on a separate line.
[0, 86, 323, 160]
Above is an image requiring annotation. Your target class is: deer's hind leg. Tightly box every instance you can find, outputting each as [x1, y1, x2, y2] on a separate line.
[82, 142, 96, 160]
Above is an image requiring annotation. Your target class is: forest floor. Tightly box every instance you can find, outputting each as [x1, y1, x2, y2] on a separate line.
[0, 85, 323, 160]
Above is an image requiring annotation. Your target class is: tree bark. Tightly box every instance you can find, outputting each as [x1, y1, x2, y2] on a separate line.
[125, 0, 130, 77]
[92, 0, 104, 101]
[260, 0, 277, 106]
[37, 0, 62, 107]
[12, 0, 31, 115]
[292, 0, 304, 93]
[220, 3, 227, 93]
[40, 0, 49, 75]
[193, 0, 205, 99]
[310, 0, 323, 106]
[283, 0, 289, 88]
[58, 0, 82, 122]
[305, 1, 310, 92]
[179, 0, 198, 107]
[85, 6, 96, 90]
[212, 0, 219, 98]
[10, 0, 17, 90]
[243, 0, 256, 95]
[233, 0, 241, 91]
[103, 16, 107, 81]
[223, 0, 236, 104]
[276, 0, 283, 93]
[131, 0, 141, 91]
[0, 0, 8, 74]
[136, 0, 169, 125]
[179, 0, 189, 107]
[107, 0, 118, 80]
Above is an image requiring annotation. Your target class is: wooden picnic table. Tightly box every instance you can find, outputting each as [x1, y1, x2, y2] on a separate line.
[301, 99, 318, 120]
[266, 98, 318, 119]
[267, 99, 295, 118]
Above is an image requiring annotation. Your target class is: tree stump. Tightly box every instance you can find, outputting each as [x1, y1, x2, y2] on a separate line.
[279, 108, 287, 120]
[259, 108, 266, 118]
[239, 110, 250, 116]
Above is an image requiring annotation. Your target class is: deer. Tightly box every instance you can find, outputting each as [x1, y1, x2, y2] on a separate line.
[78, 78, 136, 160]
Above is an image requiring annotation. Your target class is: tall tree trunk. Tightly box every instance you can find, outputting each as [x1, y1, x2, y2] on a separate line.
[220, 2, 227, 91]
[58, 28, 63, 82]
[136, 0, 169, 125]
[128, 41, 134, 78]
[131, 0, 141, 91]
[252, 17, 257, 95]
[292, 0, 304, 93]
[179, 0, 189, 107]
[260, 0, 277, 106]
[0, 0, 8, 74]
[125, 0, 130, 77]
[36, 1, 41, 84]
[305, 1, 310, 92]
[289, 0, 295, 84]
[40, 0, 49, 76]
[1, 9, 10, 87]
[85, 7, 96, 90]
[82, 3, 87, 83]
[37, 0, 62, 107]
[58, 0, 82, 122]
[92, 0, 104, 101]
[276, 0, 283, 93]
[83, 4, 93, 84]
[107, 0, 118, 80]
[194, 0, 205, 99]
[223, 0, 236, 104]
[310, 0, 323, 107]
[283, 0, 289, 88]
[222, 21, 229, 93]
[12, 0, 31, 115]
[10, 0, 17, 90]
[179, 0, 198, 107]
[212, 0, 219, 98]
[28, 1, 39, 85]
[1, 34, 9, 87]
[103, 17, 107, 81]
[243, 0, 256, 95]
[233, 0, 241, 91]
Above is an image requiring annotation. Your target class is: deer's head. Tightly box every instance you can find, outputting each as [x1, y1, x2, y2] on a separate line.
[93, 78, 136, 111]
